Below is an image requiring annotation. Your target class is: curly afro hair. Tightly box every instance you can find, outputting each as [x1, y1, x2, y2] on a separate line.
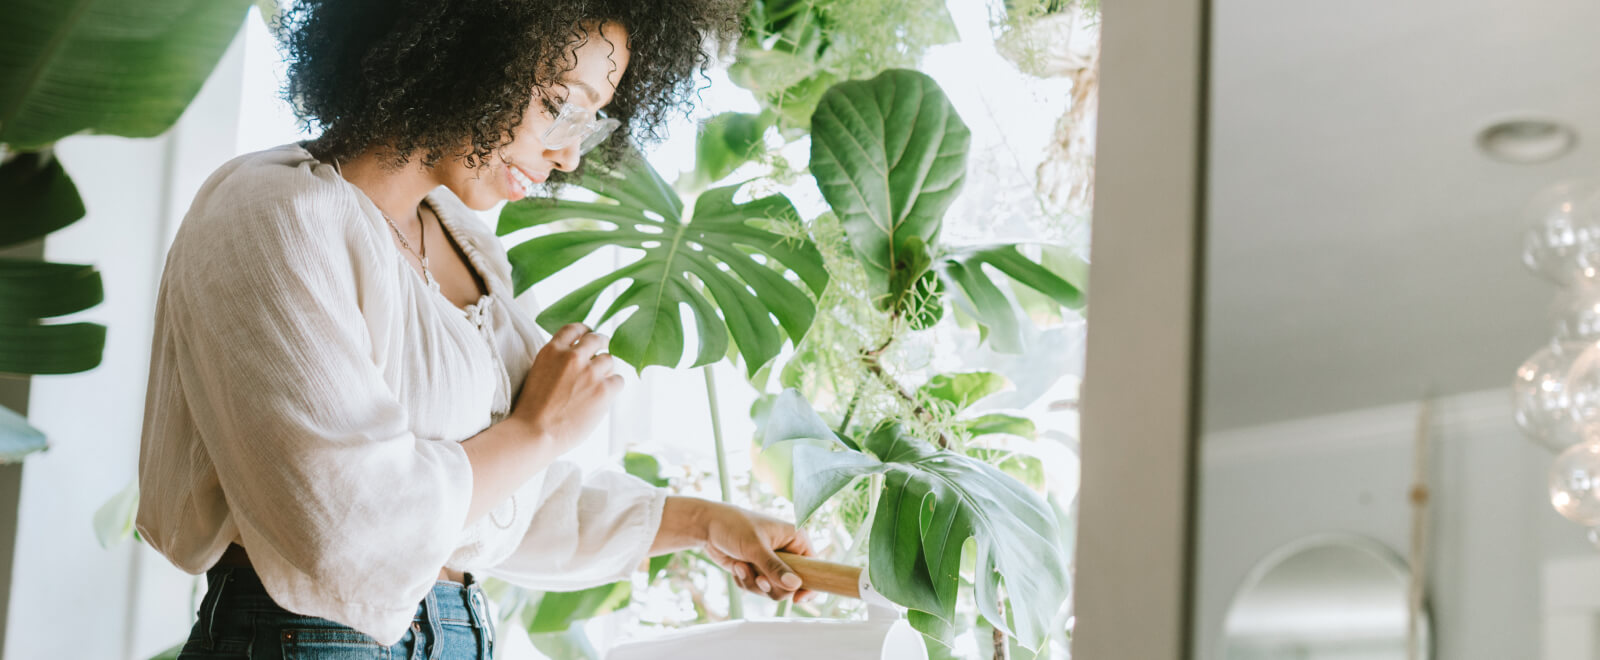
[278, 0, 745, 175]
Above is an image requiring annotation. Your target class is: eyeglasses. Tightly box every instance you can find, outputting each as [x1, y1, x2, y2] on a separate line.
[542, 101, 621, 156]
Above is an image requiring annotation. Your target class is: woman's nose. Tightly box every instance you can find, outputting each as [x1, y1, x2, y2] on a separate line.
[548, 142, 581, 172]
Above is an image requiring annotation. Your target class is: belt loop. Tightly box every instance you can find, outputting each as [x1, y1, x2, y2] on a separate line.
[423, 585, 445, 660]
[199, 567, 233, 650]
[466, 575, 494, 657]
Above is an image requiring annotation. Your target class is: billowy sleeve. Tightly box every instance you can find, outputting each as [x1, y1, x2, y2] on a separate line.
[461, 216, 669, 591]
[159, 186, 472, 644]
[487, 463, 667, 590]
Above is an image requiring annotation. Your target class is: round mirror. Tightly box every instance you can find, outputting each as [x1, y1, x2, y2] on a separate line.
[1221, 535, 1430, 660]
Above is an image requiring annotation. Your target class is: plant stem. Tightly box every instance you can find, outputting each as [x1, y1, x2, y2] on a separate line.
[992, 598, 1010, 660]
[837, 386, 862, 436]
[860, 353, 952, 449]
[703, 365, 744, 620]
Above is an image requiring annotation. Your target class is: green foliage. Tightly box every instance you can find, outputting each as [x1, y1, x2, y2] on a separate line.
[939, 244, 1085, 353]
[809, 69, 970, 313]
[523, 580, 633, 634]
[920, 372, 1009, 411]
[0, 152, 104, 378]
[762, 389, 1068, 651]
[623, 452, 670, 488]
[733, 0, 959, 131]
[1, 0, 252, 461]
[958, 413, 1037, 441]
[807, 69, 1085, 357]
[497, 154, 828, 377]
[687, 112, 772, 191]
[863, 423, 1067, 651]
[0, 0, 253, 149]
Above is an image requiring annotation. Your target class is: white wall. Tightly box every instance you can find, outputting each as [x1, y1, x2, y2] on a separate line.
[6, 18, 252, 660]
[1195, 388, 1594, 660]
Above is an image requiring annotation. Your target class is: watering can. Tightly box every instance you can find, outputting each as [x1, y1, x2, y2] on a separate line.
[605, 552, 929, 660]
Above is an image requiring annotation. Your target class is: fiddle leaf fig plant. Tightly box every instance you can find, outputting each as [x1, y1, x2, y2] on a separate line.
[809, 68, 969, 314]
[810, 69, 1085, 352]
[758, 388, 1069, 651]
[496, 154, 829, 377]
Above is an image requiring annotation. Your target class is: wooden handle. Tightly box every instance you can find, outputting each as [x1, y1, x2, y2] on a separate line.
[776, 551, 862, 599]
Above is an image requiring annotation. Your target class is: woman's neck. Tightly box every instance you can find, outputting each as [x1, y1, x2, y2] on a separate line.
[329, 147, 440, 229]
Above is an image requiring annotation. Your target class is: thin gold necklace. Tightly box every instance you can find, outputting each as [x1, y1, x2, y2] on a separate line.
[381, 205, 436, 290]
[331, 155, 437, 290]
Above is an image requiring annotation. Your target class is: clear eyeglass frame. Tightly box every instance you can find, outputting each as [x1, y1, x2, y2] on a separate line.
[541, 101, 621, 156]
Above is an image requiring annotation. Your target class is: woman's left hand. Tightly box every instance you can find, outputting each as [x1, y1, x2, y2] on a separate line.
[700, 501, 815, 603]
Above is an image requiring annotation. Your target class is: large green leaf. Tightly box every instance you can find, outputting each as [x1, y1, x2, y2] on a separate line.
[809, 69, 970, 307]
[0, 260, 103, 320]
[0, 151, 85, 247]
[498, 156, 827, 377]
[939, 244, 1086, 353]
[758, 389, 879, 523]
[864, 423, 1068, 651]
[762, 390, 1067, 650]
[522, 580, 632, 634]
[0, 153, 105, 375]
[0, 0, 252, 149]
[0, 404, 46, 462]
[0, 320, 105, 375]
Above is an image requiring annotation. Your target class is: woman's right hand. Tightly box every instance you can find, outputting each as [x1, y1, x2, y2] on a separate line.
[509, 323, 623, 455]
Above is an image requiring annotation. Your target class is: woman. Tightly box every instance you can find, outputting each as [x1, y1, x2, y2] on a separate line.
[135, 1, 812, 656]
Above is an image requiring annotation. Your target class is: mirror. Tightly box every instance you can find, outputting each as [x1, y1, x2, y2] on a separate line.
[1222, 535, 1426, 660]
[1192, 0, 1600, 659]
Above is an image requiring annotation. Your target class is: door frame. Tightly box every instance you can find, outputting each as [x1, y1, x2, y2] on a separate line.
[1072, 0, 1210, 657]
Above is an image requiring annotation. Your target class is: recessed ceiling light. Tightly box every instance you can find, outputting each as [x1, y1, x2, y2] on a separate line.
[1477, 119, 1579, 164]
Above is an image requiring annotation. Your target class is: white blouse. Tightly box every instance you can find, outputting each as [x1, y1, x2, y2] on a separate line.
[135, 143, 666, 645]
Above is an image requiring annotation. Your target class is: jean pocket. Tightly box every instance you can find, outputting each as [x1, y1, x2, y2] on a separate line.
[279, 627, 398, 660]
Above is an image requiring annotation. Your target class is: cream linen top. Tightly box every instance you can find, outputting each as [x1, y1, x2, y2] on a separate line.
[135, 143, 666, 645]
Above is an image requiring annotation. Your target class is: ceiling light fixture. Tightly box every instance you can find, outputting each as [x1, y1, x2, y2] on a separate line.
[1477, 118, 1579, 164]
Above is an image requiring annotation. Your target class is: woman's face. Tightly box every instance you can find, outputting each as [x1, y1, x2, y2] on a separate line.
[438, 21, 631, 210]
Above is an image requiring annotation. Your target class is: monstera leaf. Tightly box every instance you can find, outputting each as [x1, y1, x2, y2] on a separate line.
[863, 423, 1068, 651]
[0, 152, 104, 377]
[760, 389, 1068, 651]
[939, 243, 1086, 354]
[809, 69, 970, 314]
[0, 0, 253, 149]
[497, 154, 828, 377]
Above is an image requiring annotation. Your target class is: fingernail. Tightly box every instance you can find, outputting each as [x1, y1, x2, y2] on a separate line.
[734, 564, 748, 580]
[780, 572, 802, 590]
[757, 577, 772, 592]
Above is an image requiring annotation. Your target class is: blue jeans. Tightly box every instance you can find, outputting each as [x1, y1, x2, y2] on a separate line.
[177, 564, 496, 659]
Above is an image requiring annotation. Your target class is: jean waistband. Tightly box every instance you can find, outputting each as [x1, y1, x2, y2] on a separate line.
[203, 561, 494, 630]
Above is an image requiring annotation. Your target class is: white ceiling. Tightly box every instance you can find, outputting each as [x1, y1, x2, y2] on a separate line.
[1201, 0, 1600, 431]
